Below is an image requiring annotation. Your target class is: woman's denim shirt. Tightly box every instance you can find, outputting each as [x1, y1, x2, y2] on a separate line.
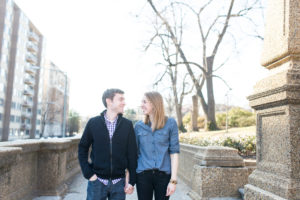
[134, 117, 180, 174]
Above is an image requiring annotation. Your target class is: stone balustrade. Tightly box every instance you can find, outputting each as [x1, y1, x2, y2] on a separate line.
[178, 143, 256, 200]
[0, 137, 257, 200]
[0, 136, 81, 200]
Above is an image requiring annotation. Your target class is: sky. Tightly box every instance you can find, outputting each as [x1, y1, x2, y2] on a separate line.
[14, 0, 269, 117]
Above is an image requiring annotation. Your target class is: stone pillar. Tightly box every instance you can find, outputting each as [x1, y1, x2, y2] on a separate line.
[188, 146, 248, 199]
[36, 139, 71, 196]
[245, 0, 300, 199]
[0, 147, 22, 200]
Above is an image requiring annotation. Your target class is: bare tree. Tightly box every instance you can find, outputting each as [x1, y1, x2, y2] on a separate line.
[40, 101, 62, 138]
[164, 93, 175, 117]
[150, 15, 194, 132]
[146, 0, 262, 130]
[192, 95, 199, 131]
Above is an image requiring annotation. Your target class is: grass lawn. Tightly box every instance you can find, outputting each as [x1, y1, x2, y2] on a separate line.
[180, 126, 256, 139]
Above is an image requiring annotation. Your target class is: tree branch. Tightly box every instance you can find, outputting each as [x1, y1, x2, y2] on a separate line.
[153, 66, 168, 86]
[147, 0, 205, 104]
[211, 0, 235, 57]
[212, 75, 232, 90]
[176, 61, 207, 76]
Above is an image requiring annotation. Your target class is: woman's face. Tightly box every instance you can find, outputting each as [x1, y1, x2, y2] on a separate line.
[141, 96, 153, 115]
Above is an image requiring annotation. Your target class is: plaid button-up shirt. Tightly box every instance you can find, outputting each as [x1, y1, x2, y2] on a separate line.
[97, 113, 122, 185]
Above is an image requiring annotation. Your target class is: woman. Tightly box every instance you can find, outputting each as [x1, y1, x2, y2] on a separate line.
[134, 91, 180, 200]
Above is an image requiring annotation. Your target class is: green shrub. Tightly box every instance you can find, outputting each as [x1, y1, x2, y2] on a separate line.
[216, 113, 226, 127]
[237, 115, 256, 127]
[228, 108, 255, 127]
[198, 116, 205, 129]
[216, 108, 256, 128]
[182, 112, 206, 131]
[179, 134, 256, 157]
[182, 112, 192, 131]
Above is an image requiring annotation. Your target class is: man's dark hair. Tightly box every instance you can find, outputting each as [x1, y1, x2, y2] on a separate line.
[102, 88, 124, 108]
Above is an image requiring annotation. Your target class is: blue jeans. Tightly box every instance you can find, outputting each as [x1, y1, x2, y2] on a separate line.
[86, 178, 126, 200]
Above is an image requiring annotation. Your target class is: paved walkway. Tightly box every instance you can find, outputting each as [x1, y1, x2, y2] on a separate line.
[62, 173, 192, 200]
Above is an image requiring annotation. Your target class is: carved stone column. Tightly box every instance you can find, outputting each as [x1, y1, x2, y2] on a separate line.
[245, 0, 300, 199]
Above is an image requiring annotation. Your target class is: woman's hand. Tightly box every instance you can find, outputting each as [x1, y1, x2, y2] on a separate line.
[124, 184, 134, 194]
[124, 169, 134, 194]
[166, 182, 176, 196]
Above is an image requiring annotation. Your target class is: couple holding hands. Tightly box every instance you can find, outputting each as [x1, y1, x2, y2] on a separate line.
[78, 88, 180, 200]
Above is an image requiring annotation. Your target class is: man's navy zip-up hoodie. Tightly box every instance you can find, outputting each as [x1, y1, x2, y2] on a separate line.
[78, 111, 137, 186]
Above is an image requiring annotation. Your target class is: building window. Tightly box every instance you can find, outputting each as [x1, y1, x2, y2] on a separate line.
[9, 128, 14, 136]
[16, 116, 21, 123]
[0, 113, 2, 121]
[0, 83, 5, 92]
[0, 98, 4, 106]
[10, 115, 15, 122]
[11, 102, 16, 109]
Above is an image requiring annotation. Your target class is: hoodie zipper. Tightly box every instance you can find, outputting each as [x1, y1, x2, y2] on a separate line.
[101, 114, 123, 178]
[111, 118, 122, 176]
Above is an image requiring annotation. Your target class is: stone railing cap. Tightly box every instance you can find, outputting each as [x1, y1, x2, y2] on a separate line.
[40, 139, 72, 151]
[0, 140, 41, 153]
[0, 146, 22, 154]
[194, 146, 244, 167]
[0, 147, 22, 167]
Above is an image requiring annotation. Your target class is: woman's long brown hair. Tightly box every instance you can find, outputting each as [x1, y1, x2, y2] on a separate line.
[144, 91, 166, 131]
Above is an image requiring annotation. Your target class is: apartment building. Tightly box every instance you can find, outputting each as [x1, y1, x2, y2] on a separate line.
[0, 0, 45, 141]
[40, 60, 69, 138]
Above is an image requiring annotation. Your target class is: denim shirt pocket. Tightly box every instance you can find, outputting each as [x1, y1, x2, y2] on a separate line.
[155, 129, 169, 145]
[137, 129, 150, 145]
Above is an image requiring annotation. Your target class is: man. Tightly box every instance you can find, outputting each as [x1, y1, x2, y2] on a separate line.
[78, 88, 137, 200]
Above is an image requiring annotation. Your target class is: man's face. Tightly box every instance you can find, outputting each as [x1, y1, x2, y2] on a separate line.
[107, 93, 126, 114]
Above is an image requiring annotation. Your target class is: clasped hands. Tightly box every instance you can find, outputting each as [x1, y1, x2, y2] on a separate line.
[89, 174, 134, 194]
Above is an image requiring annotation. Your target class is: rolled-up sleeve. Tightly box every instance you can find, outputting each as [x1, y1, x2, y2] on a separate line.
[169, 118, 180, 154]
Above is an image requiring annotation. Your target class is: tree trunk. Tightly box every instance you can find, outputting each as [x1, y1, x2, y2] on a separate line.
[204, 56, 218, 130]
[192, 95, 199, 131]
[175, 104, 186, 132]
[173, 90, 186, 132]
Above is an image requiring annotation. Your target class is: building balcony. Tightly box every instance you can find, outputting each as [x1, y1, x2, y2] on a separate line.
[23, 89, 34, 96]
[25, 65, 36, 75]
[26, 53, 38, 64]
[27, 42, 38, 53]
[20, 123, 31, 130]
[24, 76, 35, 86]
[21, 110, 32, 119]
[22, 100, 33, 108]
[28, 32, 39, 42]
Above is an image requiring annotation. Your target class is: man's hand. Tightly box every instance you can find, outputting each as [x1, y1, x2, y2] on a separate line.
[124, 169, 134, 194]
[89, 174, 97, 181]
[166, 182, 176, 196]
[124, 183, 134, 194]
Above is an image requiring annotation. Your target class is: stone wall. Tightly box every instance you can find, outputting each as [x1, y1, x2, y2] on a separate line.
[178, 143, 256, 199]
[0, 136, 81, 200]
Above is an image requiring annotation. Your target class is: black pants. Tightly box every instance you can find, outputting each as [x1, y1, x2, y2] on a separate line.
[136, 170, 171, 200]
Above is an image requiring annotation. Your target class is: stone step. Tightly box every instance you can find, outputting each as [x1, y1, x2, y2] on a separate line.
[210, 198, 241, 200]
[33, 196, 61, 200]
[238, 187, 244, 200]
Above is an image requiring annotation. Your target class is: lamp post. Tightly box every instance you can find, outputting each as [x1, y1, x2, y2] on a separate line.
[225, 88, 232, 133]
[62, 72, 67, 137]
[32, 65, 68, 137]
